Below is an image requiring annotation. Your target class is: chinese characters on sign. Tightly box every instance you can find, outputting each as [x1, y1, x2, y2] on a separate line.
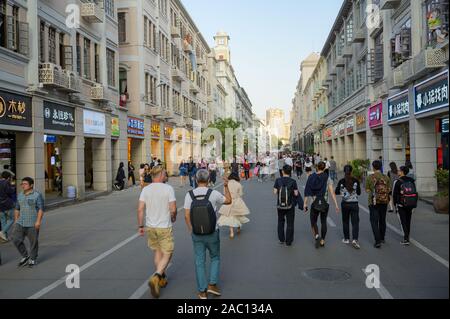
[83, 110, 106, 135]
[356, 110, 367, 131]
[369, 102, 383, 129]
[388, 90, 410, 123]
[324, 128, 333, 140]
[347, 118, 355, 134]
[164, 125, 174, 140]
[151, 122, 161, 139]
[0, 91, 32, 127]
[44, 102, 75, 132]
[414, 70, 449, 115]
[127, 117, 144, 136]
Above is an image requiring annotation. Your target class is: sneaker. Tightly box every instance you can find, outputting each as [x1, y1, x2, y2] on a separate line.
[374, 243, 382, 249]
[159, 274, 168, 288]
[400, 240, 411, 246]
[380, 240, 386, 244]
[18, 256, 30, 268]
[198, 291, 208, 300]
[207, 284, 222, 296]
[28, 259, 37, 268]
[0, 231, 8, 242]
[352, 240, 361, 250]
[148, 274, 161, 298]
[315, 235, 321, 249]
[279, 241, 285, 245]
[342, 239, 350, 245]
[320, 239, 326, 247]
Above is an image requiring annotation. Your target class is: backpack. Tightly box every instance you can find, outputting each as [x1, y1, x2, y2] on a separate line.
[372, 175, 390, 205]
[278, 179, 294, 210]
[400, 180, 418, 209]
[189, 189, 217, 235]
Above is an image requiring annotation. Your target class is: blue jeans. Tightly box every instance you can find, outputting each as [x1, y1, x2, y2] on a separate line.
[0, 209, 15, 236]
[329, 170, 337, 182]
[192, 230, 221, 293]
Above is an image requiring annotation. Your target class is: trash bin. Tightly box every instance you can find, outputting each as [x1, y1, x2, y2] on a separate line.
[67, 186, 76, 199]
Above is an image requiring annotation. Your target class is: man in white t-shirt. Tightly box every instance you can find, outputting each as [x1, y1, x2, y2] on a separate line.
[137, 166, 177, 299]
[184, 169, 232, 299]
[285, 155, 294, 168]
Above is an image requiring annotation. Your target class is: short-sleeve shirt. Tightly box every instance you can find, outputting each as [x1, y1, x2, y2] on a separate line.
[184, 187, 226, 230]
[15, 191, 45, 227]
[139, 183, 176, 228]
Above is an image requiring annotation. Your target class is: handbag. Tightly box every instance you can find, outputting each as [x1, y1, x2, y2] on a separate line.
[312, 195, 329, 213]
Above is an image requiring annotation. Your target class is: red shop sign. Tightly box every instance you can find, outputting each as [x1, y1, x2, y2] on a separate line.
[369, 102, 383, 128]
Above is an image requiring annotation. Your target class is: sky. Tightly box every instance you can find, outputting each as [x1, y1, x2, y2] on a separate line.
[183, 0, 343, 122]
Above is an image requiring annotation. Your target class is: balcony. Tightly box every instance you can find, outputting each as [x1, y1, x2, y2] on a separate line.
[171, 66, 185, 82]
[161, 108, 175, 120]
[380, 0, 401, 10]
[189, 83, 199, 95]
[197, 58, 206, 66]
[61, 71, 81, 93]
[412, 48, 447, 80]
[335, 56, 345, 67]
[81, 2, 104, 23]
[171, 26, 181, 38]
[39, 63, 68, 89]
[343, 46, 353, 58]
[90, 84, 108, 102]
[373, 80, 389, 99]
[329, 67, 337, 76]
[353, 29, 366, 44]
[391, 65, 404, 89]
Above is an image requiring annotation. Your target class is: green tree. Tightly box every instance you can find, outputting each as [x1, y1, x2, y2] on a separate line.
[206, 118, 242, 160]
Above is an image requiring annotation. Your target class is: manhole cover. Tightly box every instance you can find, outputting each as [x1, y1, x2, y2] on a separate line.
[302, 268, 351, 282]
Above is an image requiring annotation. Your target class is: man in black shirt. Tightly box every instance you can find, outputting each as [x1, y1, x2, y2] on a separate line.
[273, 165, 299, 246]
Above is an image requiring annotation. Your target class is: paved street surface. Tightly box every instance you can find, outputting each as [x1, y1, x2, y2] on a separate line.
[0, 176, 448, 299]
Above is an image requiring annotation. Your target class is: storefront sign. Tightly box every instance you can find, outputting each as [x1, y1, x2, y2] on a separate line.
[111, 117, 120, 138]
[43, 102, 75, 132]
[324, 128, 333, 140]
[44, 135, 57, 144]
[0, 90, 32, 127]
[83, 110, 106, 135]
[338, 122, 346, 136]
[388, 90, 410, 123]
[443, 118, 449, 134]
[369, 102, 383, 129]
[151, 122, 161, 139]
[347, 118, 355, 134]
[414, 70, 449, 115]
[127, 117, 144, 136]
[356, 110, 367, 131]
[164, 125, 174, 140]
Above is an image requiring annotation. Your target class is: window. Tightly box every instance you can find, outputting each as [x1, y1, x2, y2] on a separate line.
[48, 27, 56, 64]
[95, 43, 100, 82]
[0, 0, 6, 47]
[59, 33, 65, 68]
[83, 38, 91, 79]
[346, 16, 353, 44]
[118, 12, 126, 44]
[373, 31, 384, 82]
[119, 68, 127, 95]
[107, 48, 115, 87]
[39, 22, 45, 63]
[145, 73, 157, 105]
[11, 6, 18, 50]
[425, 0, 449, 47]
[104, 0, 115, 18]
[143, 16, 148, 46]
[158, 0, 167, 17]
[390, 19, 411, 68]
[76, 33, 81, 75]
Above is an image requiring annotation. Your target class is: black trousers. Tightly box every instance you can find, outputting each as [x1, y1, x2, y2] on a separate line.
[244, 170, 250, 180]
[369, 204, 388, 244]
[341, 202, 360, 241]
[278, 208, 295, 245]
[397, 206, 413, 241]
[310, 207, 329, 239]
[128, 172, 136, 185]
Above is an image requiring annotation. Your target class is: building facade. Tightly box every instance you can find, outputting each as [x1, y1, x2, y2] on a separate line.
[293, 0, 449, 196]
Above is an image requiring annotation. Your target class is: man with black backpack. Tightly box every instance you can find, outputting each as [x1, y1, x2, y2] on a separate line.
[393, 166, 418, 246]
[184, 169, 232, 300]
[304, 162, 340, 249]
[365, 160, 392, 249]
[273, 165, 299, 247]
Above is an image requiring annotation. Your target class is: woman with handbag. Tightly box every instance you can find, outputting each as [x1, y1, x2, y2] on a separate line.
[304, 162, 340, 249]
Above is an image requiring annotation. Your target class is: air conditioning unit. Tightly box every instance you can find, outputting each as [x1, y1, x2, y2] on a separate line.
[380, 0, 401, 10]
[392, 137, 404, 150]
[62, 70, 81, 93]
[353, 29, 365, 44]
[401, 59, 414, 82]
[39, 63, 68, 89]
[392, 65, 404, 88]
[413, 48, 447, 80]
[90, 84, 107, 101]
[81, 2, 104, 23]
[335, 56, 345, 67]
[343, 46, 353, 58]
[171, 26, 181, 38]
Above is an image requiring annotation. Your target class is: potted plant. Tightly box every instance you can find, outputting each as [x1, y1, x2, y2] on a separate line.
[433, 169, 449, 214]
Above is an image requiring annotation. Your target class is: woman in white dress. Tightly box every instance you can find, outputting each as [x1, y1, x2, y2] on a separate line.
[218, 173, 250, 239]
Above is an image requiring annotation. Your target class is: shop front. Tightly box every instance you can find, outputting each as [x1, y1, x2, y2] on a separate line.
[338, 121, 346, 168]
[127, 116, 145, 177]
[151, 121, 162, 161]
[323, 127, 333, 158]
[368, 102, 384, 161]
[345, 117, 355, 164]
[43, 101, 76, 199]
[164, 124, 176, 175]
[83, 109, 107, 192]
[0, 90, 32, 182]
[111, 116, 120, 183]
[387, 90, 411, 166]
[410, 70, 449, 196]
[355, 110, 367, 160]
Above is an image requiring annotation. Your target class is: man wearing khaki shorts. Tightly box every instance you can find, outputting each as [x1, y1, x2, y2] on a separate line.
[138, 166, 177, 299]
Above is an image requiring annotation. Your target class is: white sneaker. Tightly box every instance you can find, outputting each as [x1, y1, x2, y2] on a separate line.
[342, 239, 350, 244]
[352, 240, 361, 250]
[0, 231, 8, 242]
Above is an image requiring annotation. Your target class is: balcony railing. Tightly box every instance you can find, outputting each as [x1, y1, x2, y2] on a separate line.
[380, 0, 401, 10]
[81, 2, 104, 23]
[39, 63, 68, 89]
[171, 66, 185, 82]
